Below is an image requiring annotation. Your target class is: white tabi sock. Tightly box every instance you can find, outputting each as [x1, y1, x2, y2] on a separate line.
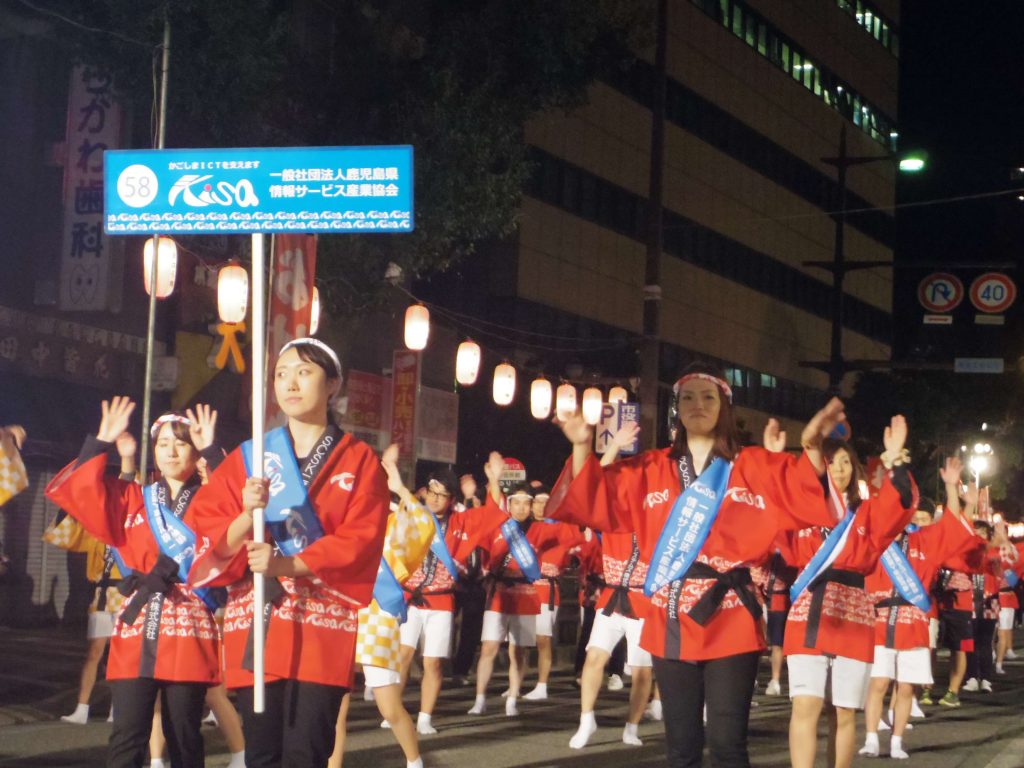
[467, 694, 486, 715]
[890, 735, 909, 759]
[505, 695, 518, 717]
[227, 750, 246, 768]
[622, 721, 642, 746]
[523, 683, 548, 700]
[61, 703, 90, 725]
[417, 711, 437, 735]
[569, 711, 597, 749]
[859, 732, 880, 757]
[150, 760, 167, 768]
[407, 759, 424, 768]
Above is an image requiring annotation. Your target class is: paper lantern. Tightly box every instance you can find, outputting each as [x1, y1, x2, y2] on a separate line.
[531, 377, 552, 420]
[455, 340, 481, 385]
[608, 385, 628, 404]
[309, 287, 321, 335]
[216, 263, 249, 323]
[142, 236, 177, 298]
[404, 304, 430, 350]
[556, 382, 577, 419]
[493, 363, 516, 406]
[582, 387, 603, 426]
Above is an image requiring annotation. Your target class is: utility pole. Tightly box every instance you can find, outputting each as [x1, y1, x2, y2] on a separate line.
[639, 0, 667, 449]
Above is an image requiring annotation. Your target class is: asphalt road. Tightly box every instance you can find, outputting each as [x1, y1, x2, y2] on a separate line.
[2, 626, 1023, 767]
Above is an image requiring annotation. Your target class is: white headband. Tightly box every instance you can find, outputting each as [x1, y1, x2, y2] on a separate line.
[279, 337, 343, 379]
[150, 414, 191, 439]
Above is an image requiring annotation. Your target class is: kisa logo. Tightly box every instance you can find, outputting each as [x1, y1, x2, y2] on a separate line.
[169, 175, 259, 207]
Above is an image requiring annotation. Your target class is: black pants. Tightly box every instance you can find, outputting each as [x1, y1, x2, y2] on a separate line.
[967, 617, 997, 681]
[237, 680, 347, 768]
[452, 585, 486, 676]
[108, 678, 207, 768]
[653, 651, 760, 768]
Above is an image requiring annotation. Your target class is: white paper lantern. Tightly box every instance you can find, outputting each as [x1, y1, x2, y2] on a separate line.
[216, 263, 249, 323]
[493, 363, 516, 406]
[142, 236, 177, 298]
[556, 382, 577, 419]
[455, 341, 481, 385]
[531, 377, 552, 420]
[309, 287, 321, 335]
[404, 304, 430, 350]
[582, 387, 603, 426]
[608, 385, 628, 404]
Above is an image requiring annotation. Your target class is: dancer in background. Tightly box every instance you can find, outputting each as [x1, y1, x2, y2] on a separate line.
[551, 362, 845, 768]
[45, 401, 225, 768]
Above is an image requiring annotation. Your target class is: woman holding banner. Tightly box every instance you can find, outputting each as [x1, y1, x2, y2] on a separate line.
[45, 401, 225, 768]
[550, 362, 846, 768]
[189, 338, 389, 768]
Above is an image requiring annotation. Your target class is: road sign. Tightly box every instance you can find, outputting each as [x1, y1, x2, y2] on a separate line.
[969, 273, 1016, 314]
[918, 272, 964, 313]
[595, 402, 639, 456]
[104, 145, 414, 235]
[954, 358, 1005, 374]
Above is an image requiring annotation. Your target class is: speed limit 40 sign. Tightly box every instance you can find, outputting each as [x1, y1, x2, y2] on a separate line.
[969, 273, 1017, 314]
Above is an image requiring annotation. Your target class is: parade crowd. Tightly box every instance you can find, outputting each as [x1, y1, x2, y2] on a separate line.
[10, 340, 1023, 768]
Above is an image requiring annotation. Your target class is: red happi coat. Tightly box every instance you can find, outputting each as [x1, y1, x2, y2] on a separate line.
[751, 533, 799, 614]
[865, 509, 978, 650]
[941, 544, 988, 615]
[45, 440, 220, 684]
[550, 447, 833, 661]
[534, 520, 586, 610]
[188, 433, 389, 689]
[982, 544, 1024, 612]
[481, 497, 577, 616]
[402, 502, 508, 612]
[784, 473, 915, 663]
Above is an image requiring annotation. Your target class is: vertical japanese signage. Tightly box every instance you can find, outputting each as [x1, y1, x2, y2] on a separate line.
[59, 66, 122, 311]
[338, 370, 388, 450]
[265, 235, 317, 424]
[390, 350, 419, 458]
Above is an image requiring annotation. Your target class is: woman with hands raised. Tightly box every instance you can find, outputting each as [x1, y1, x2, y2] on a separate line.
[548, 361, 845, 768]
[44, 397, 226, 768]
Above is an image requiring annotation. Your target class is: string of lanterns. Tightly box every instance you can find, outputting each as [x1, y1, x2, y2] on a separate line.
[403, 303, 632, 424]
[142, 238, 320, 331]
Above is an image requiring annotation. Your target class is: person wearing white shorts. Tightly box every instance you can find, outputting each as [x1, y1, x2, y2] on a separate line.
[787, 654, 871, 709]
[400, 607, 454, 660]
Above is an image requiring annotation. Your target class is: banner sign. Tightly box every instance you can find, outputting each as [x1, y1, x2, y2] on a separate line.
[390, 351, 419, 456]
[104, 145, 414, 234]
[60, 66, 123, 311]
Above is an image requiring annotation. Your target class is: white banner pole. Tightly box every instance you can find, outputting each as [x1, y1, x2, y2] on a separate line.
[251, 232, 266, 713]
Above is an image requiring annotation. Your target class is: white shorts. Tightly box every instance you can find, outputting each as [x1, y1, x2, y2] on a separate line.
[535, 604, 558, 638]
[87, 612, 115, 640]
[870, 646, 933, 685]
[363, 664, 401, 689]
[481, 610, 536, 647]
[399, 606, 453, 658]
[787, 654, 871, 709]
[929, 617, 939, 649]
[586, 611, 652, 668]
[999, 607, 1016, 631]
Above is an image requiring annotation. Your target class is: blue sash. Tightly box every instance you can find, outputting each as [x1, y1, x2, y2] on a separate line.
[880, 539, 931, 611]
[373, 557, 408, 620]
[643, 457, 732, 597]
[1005, 569, 1020, 589]
[143, 484, 219, 612]
[789, 510, 857, 603]
[500, 519, 541, 582]
[108, 546, 132, 577]
[241, 427, 327, 556]
[428, 513, 460, 583]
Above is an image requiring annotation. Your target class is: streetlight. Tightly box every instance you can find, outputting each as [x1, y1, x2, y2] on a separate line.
[968, 442, 994, 487]
[801, 124, 926, 394]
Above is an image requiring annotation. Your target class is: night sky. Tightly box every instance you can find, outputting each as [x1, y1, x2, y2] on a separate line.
[894, 1, 1024, 361]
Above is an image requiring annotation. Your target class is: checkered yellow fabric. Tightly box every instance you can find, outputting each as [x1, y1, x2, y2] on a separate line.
[0, 437, 27, 507]
[356, 602, 402, 670]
